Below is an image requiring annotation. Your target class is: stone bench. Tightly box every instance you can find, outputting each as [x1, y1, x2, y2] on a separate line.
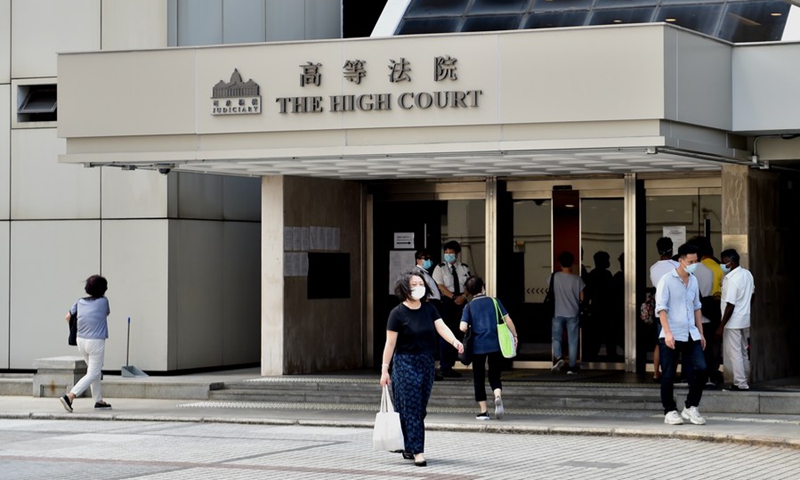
[32, 356, 88, 398]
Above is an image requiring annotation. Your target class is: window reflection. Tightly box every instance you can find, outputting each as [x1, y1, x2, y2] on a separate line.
[718, 1, 790, 42]
[463, 15, 522, 32]
[589, 8, 656, 25]
[525, 11, 589, 29]
[471, 0, 528, 14]
[654, 5, 724, 36]
[531, 0, 594, 11]
[406, 0, 469, 17]
[397, 18, 461, 35]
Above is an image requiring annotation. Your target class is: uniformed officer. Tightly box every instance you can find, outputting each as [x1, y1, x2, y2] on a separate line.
[413, 249, 441, 305]
[433, 240, 471, 378]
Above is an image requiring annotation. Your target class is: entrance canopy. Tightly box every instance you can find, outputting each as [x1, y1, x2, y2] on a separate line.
[58, 23, 752, 178]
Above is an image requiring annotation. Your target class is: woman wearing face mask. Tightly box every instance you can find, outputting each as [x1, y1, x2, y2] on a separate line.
[379, 271, 464, 467]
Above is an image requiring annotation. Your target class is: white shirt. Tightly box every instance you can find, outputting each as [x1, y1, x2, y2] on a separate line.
[656, 269, 703, 342]
[432, 261, 470, 297]
[721, 266, 755, 329]
[650, 259, 680, 288]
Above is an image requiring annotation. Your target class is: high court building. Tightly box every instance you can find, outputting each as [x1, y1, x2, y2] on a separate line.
[1, 0, 799, 382]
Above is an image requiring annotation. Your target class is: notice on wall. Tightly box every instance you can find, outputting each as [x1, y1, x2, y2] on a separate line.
[393, 232, 415, 249]
[284, 252, 308, 277]
[662, 226, 686, 249]
[389, 250, 416, 294]
[309, 226, 341, 251]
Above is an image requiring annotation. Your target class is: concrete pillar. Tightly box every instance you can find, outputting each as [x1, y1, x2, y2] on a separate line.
[721, 165, 795, 383]
[261, 176, 284, 376]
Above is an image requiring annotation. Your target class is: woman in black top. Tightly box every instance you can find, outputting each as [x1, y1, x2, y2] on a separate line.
[380, 271, 464, 467]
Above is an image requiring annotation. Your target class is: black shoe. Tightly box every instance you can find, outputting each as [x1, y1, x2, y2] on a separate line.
[440, 369, 462, 378]
[566, 366, 580, 375]
[434, 371, 444, 381]
[726, 385, 750, 392]
[475, 411, 490, 420]
[94, 401, 112, 410]
[401, 452, 414, 460]
[59, 395, 73, 413]
[415, 460, 427, 467]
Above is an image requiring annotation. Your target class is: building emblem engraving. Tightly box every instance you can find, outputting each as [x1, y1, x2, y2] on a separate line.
[212, 69, 262, 115]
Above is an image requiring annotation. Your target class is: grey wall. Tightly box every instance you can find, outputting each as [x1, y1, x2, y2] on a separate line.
[168, 173, 261, 370]
[282, 176, 362, 374]
[169, 0, 341, 46]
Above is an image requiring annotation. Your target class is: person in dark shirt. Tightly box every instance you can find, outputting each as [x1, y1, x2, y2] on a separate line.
[460, 276, 518, 421]
[379, 271, 464, 467]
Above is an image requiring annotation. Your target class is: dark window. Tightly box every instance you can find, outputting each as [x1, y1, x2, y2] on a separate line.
[525, 11, 589, 29]
[531, 0, 594, 11]
[17, 85, 57, 123]
[463, 15, 522, 32]
[589, 7, 656, 25]
[470, 0, 528, 14]
[660, 0, 723, 4]
[397, 18, 461, 35]
[718, 1, 790, 42]
[344, 0, 389, 38]
[595, 0, 658, 7]
[654, 5, 724, 36]
[405, 0, 469, 18]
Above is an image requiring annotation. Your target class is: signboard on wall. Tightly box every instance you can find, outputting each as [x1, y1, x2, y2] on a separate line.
[393, 232, 414, 249]
[663, 226, 686, 249]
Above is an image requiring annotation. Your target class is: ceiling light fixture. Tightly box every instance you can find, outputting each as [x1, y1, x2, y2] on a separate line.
[665, 18, 677, 22]
[613, 19, 623, 23]
[771, 12, 783, 17]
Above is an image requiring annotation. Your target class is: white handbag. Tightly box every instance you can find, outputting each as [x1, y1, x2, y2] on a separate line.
[372, 385, 405, 452]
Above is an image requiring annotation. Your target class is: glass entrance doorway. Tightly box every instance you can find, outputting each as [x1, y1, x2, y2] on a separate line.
[503, 179, 625, 368]
[370, 191, 486, 367]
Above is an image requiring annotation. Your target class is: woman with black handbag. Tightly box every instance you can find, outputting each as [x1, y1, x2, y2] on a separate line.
[60, 275, 112, 412]
[460, 276, 518, 421]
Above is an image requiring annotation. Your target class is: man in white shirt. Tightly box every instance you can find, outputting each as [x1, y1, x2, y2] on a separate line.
[433, 240, 471, 378]
[655, 243, 707, 426]
[716, 249, 755, 391]
[648, 237, 679, 381]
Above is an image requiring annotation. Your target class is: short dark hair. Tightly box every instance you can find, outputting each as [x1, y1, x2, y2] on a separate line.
[415, 249, 431, 260]
[85, 275, 108, 298]
[464, 276, 484, 296]
[558, 251, 574, 268]
[394, 271, 423, 301]
[656, 237, 674, 256]
[720, 249, 740, 265]
[677, 243, 700, 259]
[443, 240, 461, 254]
[691, 235, 713, 257]
[593, 251, 610, 269]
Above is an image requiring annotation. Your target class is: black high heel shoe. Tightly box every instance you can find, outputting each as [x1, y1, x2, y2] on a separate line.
[402, 452, 414, 460]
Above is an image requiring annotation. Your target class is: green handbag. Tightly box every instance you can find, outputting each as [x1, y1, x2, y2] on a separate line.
[493, 298, 516, 359]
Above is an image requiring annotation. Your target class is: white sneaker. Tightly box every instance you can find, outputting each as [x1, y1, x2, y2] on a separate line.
[680, 406, 706, 425]
[494, 396, 504, 420]
[664, 410, 684, 425]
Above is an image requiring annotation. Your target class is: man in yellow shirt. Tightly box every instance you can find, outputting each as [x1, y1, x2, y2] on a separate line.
[695, 236, 723, 385]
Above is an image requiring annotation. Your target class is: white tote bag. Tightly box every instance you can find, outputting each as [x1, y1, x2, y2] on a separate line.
[373, 385, 405, 452]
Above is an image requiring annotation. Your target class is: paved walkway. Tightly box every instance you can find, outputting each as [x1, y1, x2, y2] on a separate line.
[2, 416, 800, 479]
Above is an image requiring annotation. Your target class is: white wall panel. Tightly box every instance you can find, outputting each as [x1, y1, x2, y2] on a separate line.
[11, 128, 100, 219]
[221, 221, 260, 365]
[222, 176, 260, 221]
[171, 220, 224, 369]
[9, 220, 100, 369]
[101, 0, 168, 50]
[11, 0, 100, 78]
[305, 0, 341, 40]
[102, 168, 168, 219]
[0, 222, 9, 368]
[0, 85, 8, 220]
[0, 0, 10, 83]
[101, 219, 169, 370]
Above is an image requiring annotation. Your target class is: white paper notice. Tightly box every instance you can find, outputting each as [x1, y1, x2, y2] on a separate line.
[388, 250, 416, 294]
[284, 227, 294, 251]
[394, 232, 414, 249]
[310, 226, 322, 250]
[284, 252, 298, 276]
[300, 227, 310, 251]
[331, 228, 340, 251]
[324, 227, 333, 251]
[662, 226, 687, 249]
[299, 252, 309, 276]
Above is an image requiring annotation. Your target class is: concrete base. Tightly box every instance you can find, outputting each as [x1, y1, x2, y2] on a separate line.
[32, 356, 88, 398]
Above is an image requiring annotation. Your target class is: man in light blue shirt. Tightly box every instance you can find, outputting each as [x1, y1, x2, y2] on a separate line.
[655, 243, 707, 426]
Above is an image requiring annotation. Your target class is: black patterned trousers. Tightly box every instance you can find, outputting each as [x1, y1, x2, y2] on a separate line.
[391, 352, 435, 454]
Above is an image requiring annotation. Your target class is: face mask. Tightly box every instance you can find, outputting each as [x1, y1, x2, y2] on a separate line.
[720, 263, 731, 274]
[410, 286, 426, 300]
[422, 259, 433, 270]
[444, 254, 456, 264]
[685, 263, 699, 274]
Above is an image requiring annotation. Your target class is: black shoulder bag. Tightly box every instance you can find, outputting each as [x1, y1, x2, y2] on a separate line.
[543, 273, 556, 319]
[458, 304, 474, 366]
[68, 303, 78, 346]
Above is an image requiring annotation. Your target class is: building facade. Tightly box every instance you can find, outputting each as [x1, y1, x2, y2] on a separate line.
[4, 0, 800, 383]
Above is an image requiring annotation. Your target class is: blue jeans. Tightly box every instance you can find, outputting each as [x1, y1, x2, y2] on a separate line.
[659, 338, 707, 414]
[552, 316, 580, 367]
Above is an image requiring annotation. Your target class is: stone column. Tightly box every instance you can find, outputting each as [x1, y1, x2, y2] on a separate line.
[721, 165, 793, 383]
[262, 175, 284, 376]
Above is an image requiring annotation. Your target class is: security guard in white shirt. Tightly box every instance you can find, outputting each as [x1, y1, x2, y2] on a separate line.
[432, 240, 471, 377]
